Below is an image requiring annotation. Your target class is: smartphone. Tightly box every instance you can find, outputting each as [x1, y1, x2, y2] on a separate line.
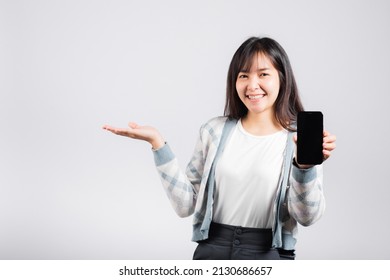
[297, 111, 323, 165]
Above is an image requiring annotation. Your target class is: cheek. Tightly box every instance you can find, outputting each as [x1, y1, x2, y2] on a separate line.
[235, 82, 245, 95]
[271, 82, 280, 95]
[266, 78, 280, 94]
[236, 88, 245, 102]
[235, 81, 240, 93]
[273, 75, 281, 93]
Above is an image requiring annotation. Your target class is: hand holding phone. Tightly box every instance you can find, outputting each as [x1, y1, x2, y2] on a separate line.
[297, 111, 323, 165]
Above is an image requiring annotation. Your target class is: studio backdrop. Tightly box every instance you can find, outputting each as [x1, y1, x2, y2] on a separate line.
[1, 0, 389, 259]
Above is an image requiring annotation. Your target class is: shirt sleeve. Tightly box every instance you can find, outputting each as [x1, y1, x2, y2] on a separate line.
[287, 164, 325, 226]
[152, 125, 206, 218]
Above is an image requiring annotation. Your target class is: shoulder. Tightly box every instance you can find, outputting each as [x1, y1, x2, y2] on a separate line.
[202, 116, 228, 128]
[198, 116, 232, 141]
[200, 116, 238, 134]
[289, 121, 297, 131]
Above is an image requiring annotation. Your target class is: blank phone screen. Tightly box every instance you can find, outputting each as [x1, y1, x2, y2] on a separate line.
[297, 111, 323, 165]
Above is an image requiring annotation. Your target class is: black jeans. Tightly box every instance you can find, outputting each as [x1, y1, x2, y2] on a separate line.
[193, 222, 295, 260]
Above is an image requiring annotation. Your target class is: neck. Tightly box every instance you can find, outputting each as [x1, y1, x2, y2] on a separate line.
[241, 111, 283, 136]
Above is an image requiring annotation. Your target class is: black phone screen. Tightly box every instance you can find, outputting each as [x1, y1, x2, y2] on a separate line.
[297, 111, 323, 165]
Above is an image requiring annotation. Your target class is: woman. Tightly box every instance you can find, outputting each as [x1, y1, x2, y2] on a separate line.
[103, 37, 336, 260]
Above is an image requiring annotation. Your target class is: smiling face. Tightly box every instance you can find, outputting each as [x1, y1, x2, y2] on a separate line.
[235, 52, 280, 119]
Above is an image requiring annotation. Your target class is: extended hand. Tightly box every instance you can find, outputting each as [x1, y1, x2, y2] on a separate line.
[293, 130, 337, 169]
[102, 122, 165, 150]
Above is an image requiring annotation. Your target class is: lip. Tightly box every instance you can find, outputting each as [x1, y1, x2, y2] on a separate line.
[245, 94, 266, 100]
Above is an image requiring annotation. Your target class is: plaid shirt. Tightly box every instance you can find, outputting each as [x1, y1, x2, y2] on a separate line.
[153, 116, 325, 250]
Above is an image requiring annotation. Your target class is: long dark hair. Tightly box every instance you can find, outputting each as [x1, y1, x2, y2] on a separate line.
[224, 37, 304, 131]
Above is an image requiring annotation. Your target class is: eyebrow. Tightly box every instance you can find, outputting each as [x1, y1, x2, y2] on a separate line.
[239, 67, 271, 73]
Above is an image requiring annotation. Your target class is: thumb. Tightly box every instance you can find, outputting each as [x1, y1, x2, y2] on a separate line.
[128, 122, 139, 129]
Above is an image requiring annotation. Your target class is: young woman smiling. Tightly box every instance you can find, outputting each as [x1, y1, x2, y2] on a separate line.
[103, 37, 336, 260]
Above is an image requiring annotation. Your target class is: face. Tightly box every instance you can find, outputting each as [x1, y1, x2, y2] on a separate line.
[236, 52, 280, 118]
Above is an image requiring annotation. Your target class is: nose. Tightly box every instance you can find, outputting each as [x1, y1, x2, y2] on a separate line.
[247, 76, 260, 92]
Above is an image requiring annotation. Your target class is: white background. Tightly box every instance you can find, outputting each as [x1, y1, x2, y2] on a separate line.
[1, 0, 389, 259]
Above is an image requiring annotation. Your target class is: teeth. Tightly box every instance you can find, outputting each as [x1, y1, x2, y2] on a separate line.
[247, 95, 264, 99]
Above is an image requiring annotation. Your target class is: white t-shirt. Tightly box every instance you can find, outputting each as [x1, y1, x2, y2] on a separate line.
[213, 119, 287, 229]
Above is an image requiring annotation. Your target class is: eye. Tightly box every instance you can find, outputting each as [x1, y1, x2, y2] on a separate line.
[238, 73, 248, 79]
[259, 73, 269, 77]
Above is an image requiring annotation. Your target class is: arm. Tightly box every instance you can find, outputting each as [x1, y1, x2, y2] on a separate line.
[288, 130, 336, 226]
[103, 121, 206, 218]
[152, 143, 201, 217]
[287, 164, 325, 226]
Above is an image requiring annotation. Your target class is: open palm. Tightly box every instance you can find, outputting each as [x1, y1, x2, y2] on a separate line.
[103, 122, 164, 149]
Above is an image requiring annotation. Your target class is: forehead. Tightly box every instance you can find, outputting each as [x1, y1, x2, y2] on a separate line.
[241, 52, 275, 72]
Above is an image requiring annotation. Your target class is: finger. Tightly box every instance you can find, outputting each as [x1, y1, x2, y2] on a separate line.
[323, 130, 329, 137]
[103, 126, 130, 136]
[102, 125, 117, 132]
[323, 142, 336, 151]
[324, 135, 337, 143]
[128, 122, 139, 129]
[293, 134, 297, 143]
[323, 149, 332, 161]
